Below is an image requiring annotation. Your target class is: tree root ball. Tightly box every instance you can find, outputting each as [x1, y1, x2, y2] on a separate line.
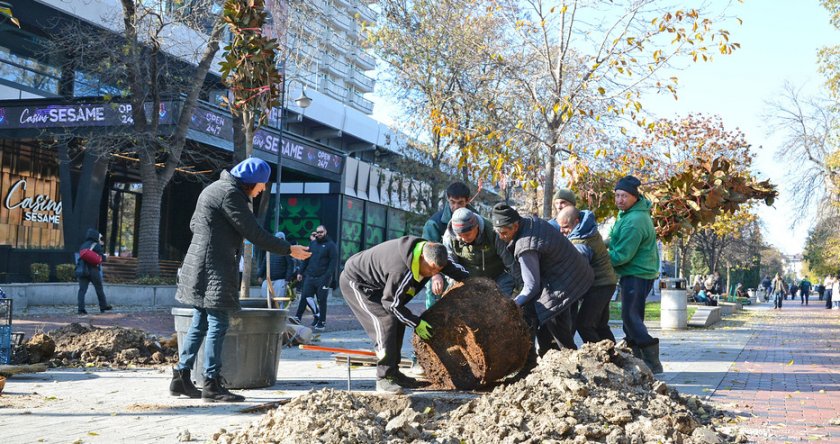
[413, 277, 531, 390]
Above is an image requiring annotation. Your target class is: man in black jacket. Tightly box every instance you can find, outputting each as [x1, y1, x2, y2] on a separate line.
[340, 236, 469, 393]
[294, 225, 338, 331]
[172, 158, 311, 402]
[76, 228, 111, 315]
[492, 203, 593, 356]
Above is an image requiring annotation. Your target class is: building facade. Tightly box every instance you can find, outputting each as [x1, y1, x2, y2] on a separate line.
[0, 0, 430, 282]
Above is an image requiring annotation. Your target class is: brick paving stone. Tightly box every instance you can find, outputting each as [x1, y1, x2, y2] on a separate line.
[709, 304, 840, 443]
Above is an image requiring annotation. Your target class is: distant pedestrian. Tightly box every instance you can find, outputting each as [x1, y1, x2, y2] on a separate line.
[75, 229, 112, 315]
[824, 275, 834, 309]
[833, 272, 840, 310]
[772, 273, 786, 309]
[788, 282, 798, 301]
[257, 232, 295, 302]
[171, 158, 311, 402]
[294, 225, 338, 331]
[799, 278, 812, 305]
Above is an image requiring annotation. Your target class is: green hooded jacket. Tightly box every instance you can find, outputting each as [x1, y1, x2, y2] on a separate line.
[607, 198, 659, 279]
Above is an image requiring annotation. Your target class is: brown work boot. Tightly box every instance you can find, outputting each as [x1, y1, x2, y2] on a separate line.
[169, 368, 201, 398]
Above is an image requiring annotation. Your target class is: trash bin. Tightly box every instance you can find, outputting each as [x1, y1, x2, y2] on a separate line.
[659, 278, 687, 330]
[747, 288, 757, 304]
[172, 304, 287, 389]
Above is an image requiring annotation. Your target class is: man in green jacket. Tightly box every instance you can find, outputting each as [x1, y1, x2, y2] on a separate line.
[607, 175, 663, 374]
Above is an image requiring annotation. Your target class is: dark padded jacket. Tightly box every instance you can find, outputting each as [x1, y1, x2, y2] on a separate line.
[341, 236, 469, 328]
[507, 217, 593, 324]
[176, 170, 292, 310]
[258, 253, 295, 281]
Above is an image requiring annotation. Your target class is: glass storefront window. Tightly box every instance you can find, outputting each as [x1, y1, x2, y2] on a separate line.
[0, 45, 59, 95]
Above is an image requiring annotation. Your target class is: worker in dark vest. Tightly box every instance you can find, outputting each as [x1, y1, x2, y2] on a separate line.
[491, 203, 593, 359]
[339, 237, 469, 393]
[441, 207, 520, 296]
[556, 206, 617, 344]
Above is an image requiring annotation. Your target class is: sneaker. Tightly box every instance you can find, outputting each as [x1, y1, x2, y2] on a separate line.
[77, 309, 88, 315]
[100, 305, 113, 313]
[313, 322, 326, 332]
[289, 316, 302, 325]
[375, 377, 404, 394]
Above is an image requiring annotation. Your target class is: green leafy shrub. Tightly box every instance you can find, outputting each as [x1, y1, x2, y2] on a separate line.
[134, 275, 177, 285]
[31, 263, 50, 282]
[56, 264, 76, 282]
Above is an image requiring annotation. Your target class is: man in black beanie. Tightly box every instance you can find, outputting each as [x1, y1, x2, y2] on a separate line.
[491, 202, 593, 361]
[607, 175, 663, 374]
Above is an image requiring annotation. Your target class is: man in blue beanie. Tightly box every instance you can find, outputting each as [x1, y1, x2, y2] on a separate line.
[608, 175, 662, 374]
[172, 157, 312, 402]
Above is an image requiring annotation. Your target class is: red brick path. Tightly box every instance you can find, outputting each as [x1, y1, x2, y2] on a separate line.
[711, 304, 840, 442]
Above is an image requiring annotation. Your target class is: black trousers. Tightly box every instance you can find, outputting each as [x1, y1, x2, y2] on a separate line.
[340, 275, 405, 379]
[575, 284, 617, 343]
[295, 275, 327, 323]
[826, 289, 833, 309]
[800, 290, 809, 305]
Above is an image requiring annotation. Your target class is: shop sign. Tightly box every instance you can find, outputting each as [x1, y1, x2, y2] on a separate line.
[253, 130, 344, 175]
[3, 179, 62, 224]
[0, 102, 175, 129]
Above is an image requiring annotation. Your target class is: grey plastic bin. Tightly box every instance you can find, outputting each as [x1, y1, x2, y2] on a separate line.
[172, 304, 287, 389]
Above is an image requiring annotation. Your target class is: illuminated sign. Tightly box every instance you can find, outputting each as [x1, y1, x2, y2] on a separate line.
[3, 179, 62, 225]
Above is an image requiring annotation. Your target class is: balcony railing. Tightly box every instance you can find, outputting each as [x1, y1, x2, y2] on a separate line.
[350, 92, 373, 114]
[321, 77, 348, 101]
[355, 3, 377, 24]
[350, 48, 376, 71]
[323, 56, 350, 76]
[328, 9, 354, 32]
[347, 69, 374, 93]
[324, 32, 349, 54]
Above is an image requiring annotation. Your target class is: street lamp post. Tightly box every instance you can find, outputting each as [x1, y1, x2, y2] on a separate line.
[273, 78, 312, 233]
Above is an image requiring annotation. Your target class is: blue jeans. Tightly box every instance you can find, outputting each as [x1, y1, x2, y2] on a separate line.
[619, 276, 656, 347]
[177, 307, 230, 379]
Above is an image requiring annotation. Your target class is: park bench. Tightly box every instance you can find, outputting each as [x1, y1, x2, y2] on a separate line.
[687, 305, 722, 327]
[102, 257, 181, 283]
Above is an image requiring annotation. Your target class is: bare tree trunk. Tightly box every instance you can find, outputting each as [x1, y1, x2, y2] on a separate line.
[542, 148, 556, 218]
[137, 153, 163, 277]
[239, 115, 255, 299]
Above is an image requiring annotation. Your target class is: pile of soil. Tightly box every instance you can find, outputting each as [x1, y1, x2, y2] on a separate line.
[213, 341, 744, 443]
[413, 277, 530, 390]
[16, 323, 178, 367]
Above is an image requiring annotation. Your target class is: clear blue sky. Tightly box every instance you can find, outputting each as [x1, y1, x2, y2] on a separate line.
[371, 1, 838, 255]
[644, 0, 838, 255]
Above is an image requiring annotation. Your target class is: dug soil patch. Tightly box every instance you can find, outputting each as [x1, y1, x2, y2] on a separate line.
[413, 277, 530, 390]
[213, 341, 745, 443]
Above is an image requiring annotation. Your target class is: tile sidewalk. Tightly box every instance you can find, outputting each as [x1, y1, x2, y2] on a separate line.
[2, 298, 838, 443]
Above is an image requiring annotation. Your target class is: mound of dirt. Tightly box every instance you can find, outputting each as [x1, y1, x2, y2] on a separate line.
[413, 277, 530, 390]
[213, 341, 745, 443]
[43, 323, 177, 368]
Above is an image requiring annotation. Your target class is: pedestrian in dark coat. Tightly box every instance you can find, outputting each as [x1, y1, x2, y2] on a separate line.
[340, 236, 469, 393]
[294, 225, 338, 330]
[257, 231, 296, 301]
[76, 228, 111, 314]
[171, 158, 311, 403]
[491, 203, 593, 357]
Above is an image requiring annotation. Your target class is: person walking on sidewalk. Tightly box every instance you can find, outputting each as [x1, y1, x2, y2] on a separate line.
[556, 206, 617, 344]
[339, 236, 469, 393]
[294, 225, 337, 331]
[257, 232, 295, 302]
[607, 175, 663, 374]
[171, 158, 311, 402]
[799, 278, 812, 305]
[75, 229, 112, 315]
[833, 272, 840, 310]
[772, 273, 786, 309]
[824, 274, 834, 309]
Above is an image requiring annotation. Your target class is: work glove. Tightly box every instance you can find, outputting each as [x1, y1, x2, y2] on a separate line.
[415, 320, 433, 341]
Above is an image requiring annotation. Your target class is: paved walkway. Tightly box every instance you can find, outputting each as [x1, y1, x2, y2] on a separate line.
[709, 304, 840, 443]
[2, 299, 838, 443]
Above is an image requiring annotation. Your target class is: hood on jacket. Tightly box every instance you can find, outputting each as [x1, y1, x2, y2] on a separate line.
[619, 197, 653, 216]
[568, 210, 598, 240]
[85, 228, 101, 242]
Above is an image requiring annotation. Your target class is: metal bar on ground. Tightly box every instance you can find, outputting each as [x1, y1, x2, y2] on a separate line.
[298, 344, 377, 356]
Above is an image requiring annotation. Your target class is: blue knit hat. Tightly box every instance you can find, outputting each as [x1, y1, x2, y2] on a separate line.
[231, 158, 271, 184]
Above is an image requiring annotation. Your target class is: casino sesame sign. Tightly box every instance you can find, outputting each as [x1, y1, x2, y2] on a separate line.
[3, 178, 62, 225]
